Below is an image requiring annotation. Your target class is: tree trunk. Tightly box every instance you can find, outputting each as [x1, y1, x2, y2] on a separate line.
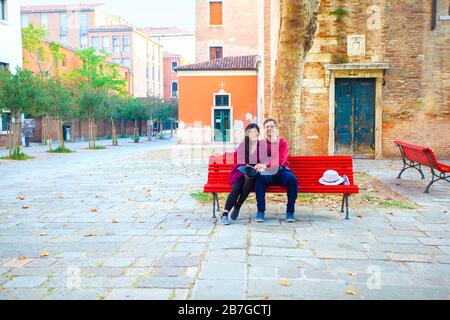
[15, 111, 22, 155]
[93, 121, 97, 148]
[8, 116, 13, 157]
[111, 119, 118, 146]
[59, 118, 65, 150]
[270, 0, 321, 155]
[46, 116, 52, 151]
[88, 119, 92, 149]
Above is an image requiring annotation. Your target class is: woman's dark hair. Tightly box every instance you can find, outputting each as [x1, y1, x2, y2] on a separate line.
[244, 123, 260, 164]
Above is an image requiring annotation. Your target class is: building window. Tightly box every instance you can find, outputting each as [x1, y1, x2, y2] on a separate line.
[102, 37, 110, 53]
[209, 46, 223, 60]
[61, 57, 67, 68]
[171, 81, 178, 99]
[215, 94, 229, 107]
[209, 0, 223, 26]
[113, 36, 120, 53]
[92, 37, 100, 52]
[60, 13, 68, 43]
[40, 13, 48, 31]
[171, 61, 178, 71]
[122, 58, 131, 68]
[80, 13, 88, 48]
[123, 36, 130, 52]
[1, 111, 11, 133]
[21, 14, 29, 28]
[0, 0, 6, 21]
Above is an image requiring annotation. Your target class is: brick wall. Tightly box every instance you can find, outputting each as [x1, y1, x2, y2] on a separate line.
[265, 0, 450, 158]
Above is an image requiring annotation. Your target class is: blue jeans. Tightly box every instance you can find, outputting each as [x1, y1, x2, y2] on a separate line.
[255, 167, 298, 213]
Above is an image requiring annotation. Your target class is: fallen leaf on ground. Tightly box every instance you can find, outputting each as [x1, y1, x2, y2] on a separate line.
[83, 233, 97, 237]
[262, 296, 270, 300]
[138, 221, 145, 224]
[62, 224, 69, 228]
[112, 219, 118, 224]
[91, 208, 98, 213]
[18, 256, 28, 260]
[22, 205, 31, 209]
[16, 195, 25, 200]
[348, 272, 358, 276]
[40, 232, 48, 236]
[40, 251, 49, 257]
[58, 196, 64, 199]
[280, 280, 290, 286]
[345, 290, 358, 296]
[356, 214, 364, 219]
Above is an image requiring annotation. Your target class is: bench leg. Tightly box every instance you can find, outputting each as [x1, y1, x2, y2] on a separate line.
[397, 162, 425, 180]
[396, 145, 425, 180]
[212, 193, 216, 219]
[212, 193, 220, 218]
[424, 169, 450, 193]
[345, 194, 349, 220]
[340, 194, 350, 220]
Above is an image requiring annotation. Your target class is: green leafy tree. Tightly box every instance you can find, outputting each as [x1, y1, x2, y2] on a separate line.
[104, 93, 127, 146]
[123, 97, 148, 143]
[45, 78, 75, 150]
[0, 68, 39, 158]
[22, 24, 67, 148]
[70, 48, 127, 148]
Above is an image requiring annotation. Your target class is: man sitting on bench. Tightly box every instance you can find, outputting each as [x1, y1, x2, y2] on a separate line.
[254, 118, 299, 223]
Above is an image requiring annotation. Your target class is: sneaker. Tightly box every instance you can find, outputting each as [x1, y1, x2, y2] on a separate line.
[255, 212, 265, 222]
[286, 213, 296, 223]
[220, 215, 230, 225]
[230, 207, 240, 220]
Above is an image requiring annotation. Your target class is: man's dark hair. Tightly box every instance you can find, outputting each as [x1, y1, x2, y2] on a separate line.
[263, 118, 277, 127]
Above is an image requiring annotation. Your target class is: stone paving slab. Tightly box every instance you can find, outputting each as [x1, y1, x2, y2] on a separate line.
[0, 141, 449, 299]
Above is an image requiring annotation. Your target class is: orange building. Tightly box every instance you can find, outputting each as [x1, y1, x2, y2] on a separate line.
[22, 40, 132, 92]
[176, 55, 258, 144]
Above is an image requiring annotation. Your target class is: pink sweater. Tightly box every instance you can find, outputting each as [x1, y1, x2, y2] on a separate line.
[260, 138, 290, 168]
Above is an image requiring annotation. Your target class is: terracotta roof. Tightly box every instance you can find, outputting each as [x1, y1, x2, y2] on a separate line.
[21, 4, 102, 12]
[175, 55, 258, 72]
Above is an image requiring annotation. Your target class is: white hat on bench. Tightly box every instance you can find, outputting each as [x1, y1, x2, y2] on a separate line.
[319, 170, 345, 185]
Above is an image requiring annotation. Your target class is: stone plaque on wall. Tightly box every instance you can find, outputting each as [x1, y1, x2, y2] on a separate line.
[347, 35, 365, 57]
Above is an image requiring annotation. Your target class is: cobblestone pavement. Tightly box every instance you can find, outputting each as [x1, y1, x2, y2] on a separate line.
[0, 140, 449, 300]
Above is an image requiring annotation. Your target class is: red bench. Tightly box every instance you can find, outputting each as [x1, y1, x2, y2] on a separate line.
[394, 140, 450, 193]
[204, 154, 359, 220]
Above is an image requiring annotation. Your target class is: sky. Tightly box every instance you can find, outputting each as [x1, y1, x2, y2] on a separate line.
[18, 0, 196, 32]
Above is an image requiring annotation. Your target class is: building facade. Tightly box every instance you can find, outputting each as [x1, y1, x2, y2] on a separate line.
[195, 0, 259, 62]
[186, 0, 450, 158]
[176, 56, 258, 144]
[20, 4, 163, 99]
[0, 0, 23, 147]
[163, 53, 181, 101]
[141, 27, 195, 64]
[20, 4, 125, 49]
[88, 25, 163, 98]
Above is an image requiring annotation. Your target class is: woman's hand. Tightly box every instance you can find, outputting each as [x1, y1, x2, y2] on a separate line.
[255, 163, 267, 172]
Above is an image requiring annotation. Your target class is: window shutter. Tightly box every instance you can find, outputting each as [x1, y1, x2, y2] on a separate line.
[209, 2, 223, 26]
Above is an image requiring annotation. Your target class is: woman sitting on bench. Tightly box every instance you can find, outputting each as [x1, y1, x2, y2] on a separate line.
[220, 123, 261, 225]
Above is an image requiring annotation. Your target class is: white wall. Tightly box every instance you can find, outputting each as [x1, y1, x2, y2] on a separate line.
[153, 34, 195, 64]
[0, 0, 23, 72]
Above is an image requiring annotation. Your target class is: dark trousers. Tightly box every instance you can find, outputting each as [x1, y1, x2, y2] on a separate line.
[224, 175, 256, 212]
[25, 137, 31, 147]
[256, 168, 298, 213]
